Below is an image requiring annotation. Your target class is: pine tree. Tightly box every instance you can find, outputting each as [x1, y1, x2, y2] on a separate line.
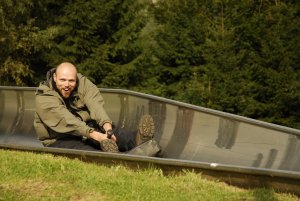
[0, 0, 63, 85]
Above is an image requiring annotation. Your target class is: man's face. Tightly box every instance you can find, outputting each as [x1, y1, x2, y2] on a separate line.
[53, 68, 77, 99]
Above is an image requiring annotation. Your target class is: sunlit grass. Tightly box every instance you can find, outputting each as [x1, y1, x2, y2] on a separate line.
[0, 149, 298, 201]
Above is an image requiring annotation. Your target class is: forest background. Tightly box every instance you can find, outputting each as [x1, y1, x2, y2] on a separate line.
[0, 0, 299, 129]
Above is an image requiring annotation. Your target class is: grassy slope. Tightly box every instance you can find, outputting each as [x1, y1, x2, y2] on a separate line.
[0, 149, 298, 201]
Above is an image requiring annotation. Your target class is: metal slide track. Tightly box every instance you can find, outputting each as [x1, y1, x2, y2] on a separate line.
[0, 86, 299, 195]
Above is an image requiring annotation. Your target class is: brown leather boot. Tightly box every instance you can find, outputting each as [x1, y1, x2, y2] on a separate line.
[100, 139, 119, 153]
[135, 114, 155, 146]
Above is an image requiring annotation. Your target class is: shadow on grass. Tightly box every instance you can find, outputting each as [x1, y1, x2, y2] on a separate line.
[252, 188, 279, 201]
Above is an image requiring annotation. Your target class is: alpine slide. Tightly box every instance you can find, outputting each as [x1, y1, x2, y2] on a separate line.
[0, 86, 299, 196]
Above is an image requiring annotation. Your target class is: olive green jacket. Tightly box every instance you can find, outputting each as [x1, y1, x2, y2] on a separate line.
[34, 72, 112, 146]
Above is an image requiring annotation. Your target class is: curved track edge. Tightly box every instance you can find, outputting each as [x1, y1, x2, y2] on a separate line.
[0, 143, 299, 196]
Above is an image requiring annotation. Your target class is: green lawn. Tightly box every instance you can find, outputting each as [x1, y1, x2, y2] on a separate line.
[0, 149, 298, 201]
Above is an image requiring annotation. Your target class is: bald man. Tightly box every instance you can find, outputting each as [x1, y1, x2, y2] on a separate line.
[34, 62, 160, 155]
[53, 62, 77, 99]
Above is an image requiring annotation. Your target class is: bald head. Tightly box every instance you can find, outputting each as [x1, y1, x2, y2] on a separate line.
[53, 62, 77, 98]
[56, 62, 77, 75]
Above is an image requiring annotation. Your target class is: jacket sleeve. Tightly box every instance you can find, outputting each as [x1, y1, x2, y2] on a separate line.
[78, 76, 112, 126]
[35, 92, 92, 137]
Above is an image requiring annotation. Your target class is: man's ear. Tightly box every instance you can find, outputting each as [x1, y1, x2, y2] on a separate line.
[53, 73, 57, 82]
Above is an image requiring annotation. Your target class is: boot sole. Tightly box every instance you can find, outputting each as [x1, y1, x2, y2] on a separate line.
[100, 139, 119, 153]
[136, 114, 155, 145]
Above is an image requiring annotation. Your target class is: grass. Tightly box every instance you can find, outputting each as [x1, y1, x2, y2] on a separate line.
[0, 149, 298, 201]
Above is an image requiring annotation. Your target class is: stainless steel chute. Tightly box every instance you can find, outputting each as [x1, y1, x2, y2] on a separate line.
[1, 86, 299, 195]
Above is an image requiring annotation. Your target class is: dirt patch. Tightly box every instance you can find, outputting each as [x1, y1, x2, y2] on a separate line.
[0, 180, 106, 200]
[69, 193, 106, 201]
[1, 180, 53, 197]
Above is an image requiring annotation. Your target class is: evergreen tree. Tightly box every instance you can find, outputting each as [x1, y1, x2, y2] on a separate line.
[233, 0, 300, 127]
[1, 0, 299, 128]
[0, 0, 35, 85]
[87, 0, 154, 87]
[0, 0, 62, 85]
[146, 0, 208, 101]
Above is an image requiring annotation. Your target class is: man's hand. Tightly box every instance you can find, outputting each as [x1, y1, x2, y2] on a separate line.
[102, 122, 117, 141]
[89, 130, 116, 142]
[103, 122, 112, 132]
